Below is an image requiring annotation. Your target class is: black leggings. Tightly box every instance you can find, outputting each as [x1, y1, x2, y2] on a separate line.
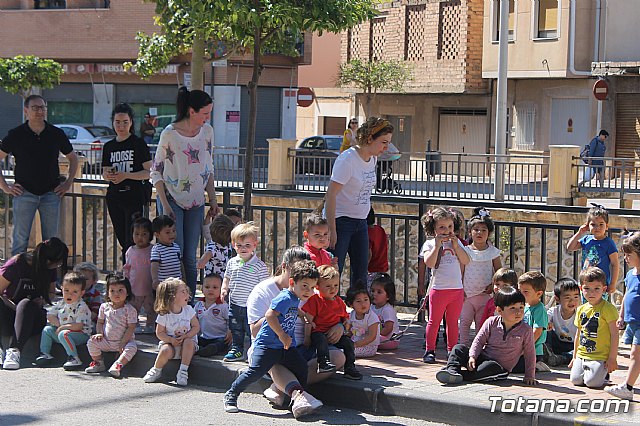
[106, 191, 144, 264]
[0, 299, 47, 351]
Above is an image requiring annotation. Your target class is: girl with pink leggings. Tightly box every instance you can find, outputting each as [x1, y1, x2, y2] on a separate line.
[419, 207, 470, 364]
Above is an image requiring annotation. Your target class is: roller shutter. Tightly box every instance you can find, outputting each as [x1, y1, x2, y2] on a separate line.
[615, 93, 640, 158]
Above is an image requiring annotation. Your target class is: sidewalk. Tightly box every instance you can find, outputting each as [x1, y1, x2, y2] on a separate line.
[17, 313, 639, 425]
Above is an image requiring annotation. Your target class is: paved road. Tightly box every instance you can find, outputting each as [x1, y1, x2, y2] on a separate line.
[0, 367, 449, 426]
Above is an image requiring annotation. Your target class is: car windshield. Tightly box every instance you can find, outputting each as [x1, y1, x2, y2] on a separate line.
[86, 126, 115, 137]
[326, 138, 342, 150]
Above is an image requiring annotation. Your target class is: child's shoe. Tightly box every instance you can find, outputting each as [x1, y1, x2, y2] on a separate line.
[108, 361, 123, 378]
[535, 361, 551, 372]
[223, 391, 239, 413]
[2, 348, 21, 370]
[605, 383, 634, 400]
[343, 365, 363, 380]
[223, 348, 244, 362]
[317, 358, 336, 374]
[63, 355, 83, 370]
[176, 368, 189, 386]
[436, 367, 463, 384]
[422, 350, 436, 364]
[85, 359, 106, 373]
[143, 367, 163, 383]
[35, 353, 54, 366]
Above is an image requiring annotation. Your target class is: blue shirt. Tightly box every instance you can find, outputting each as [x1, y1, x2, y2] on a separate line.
[580, 235, 618, 285]
[253, 289, 299, 349]
[524, 302, 548, 356]
[587, 136, 606, 165]
[624, 269, 640, 325]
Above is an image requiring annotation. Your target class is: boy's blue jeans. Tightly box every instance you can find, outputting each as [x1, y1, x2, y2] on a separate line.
[40, 325, 89, 357]
[228, 346, 308, 396]
[546, 331, 574, 358]
[228, 304, 250, 352]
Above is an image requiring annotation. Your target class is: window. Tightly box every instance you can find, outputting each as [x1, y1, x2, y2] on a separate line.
[47, 101, 93, 125]
[59, 127, 78, 140]
[515, 103, 536, 150]
[534, 0, 560, 39]
[491, 0, 515, 42]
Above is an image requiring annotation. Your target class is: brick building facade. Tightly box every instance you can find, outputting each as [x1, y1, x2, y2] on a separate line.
[340, 0, 491, 154]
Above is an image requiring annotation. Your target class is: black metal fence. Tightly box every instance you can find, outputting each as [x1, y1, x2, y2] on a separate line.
[1, 187, 638, 310]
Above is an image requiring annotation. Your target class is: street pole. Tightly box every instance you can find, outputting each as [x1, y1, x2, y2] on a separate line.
[494, 0, 509, 202]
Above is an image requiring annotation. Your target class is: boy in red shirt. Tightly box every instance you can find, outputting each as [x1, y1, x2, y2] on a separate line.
[302, 265, 361, 380]
[303, 214, 338, 268]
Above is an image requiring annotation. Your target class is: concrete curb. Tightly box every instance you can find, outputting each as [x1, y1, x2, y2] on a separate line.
[15, 337, 637, 426]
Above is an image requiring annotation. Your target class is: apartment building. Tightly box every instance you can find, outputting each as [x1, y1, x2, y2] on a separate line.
[0, 0, 310, 148]
[481, 0, 634, 156]
[339, 0, 490, 155]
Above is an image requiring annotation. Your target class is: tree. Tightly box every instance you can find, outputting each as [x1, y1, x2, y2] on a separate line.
[337, 59, 413, 118]
[0, 55, 63, 98]
[130, 0, 378, 220]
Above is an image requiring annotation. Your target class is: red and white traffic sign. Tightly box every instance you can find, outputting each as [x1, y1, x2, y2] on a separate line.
[593, 79, 609, 101]
[297, 87, 315, 107]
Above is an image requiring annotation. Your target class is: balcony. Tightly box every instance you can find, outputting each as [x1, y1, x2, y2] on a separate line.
[0, 0, 109, 10]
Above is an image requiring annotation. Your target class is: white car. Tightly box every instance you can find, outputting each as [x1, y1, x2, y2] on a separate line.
[55, 124, 115, 168]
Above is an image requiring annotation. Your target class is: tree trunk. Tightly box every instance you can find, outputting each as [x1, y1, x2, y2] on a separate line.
[191, 33, 205, 91]
[365, 92, 373, 118]
[242, 5, 263, 221]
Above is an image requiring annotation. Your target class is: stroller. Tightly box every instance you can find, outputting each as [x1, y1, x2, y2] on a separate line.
[375, 143, 402, 194]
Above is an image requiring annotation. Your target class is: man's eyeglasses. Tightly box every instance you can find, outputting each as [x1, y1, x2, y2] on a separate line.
[29, 106, 48, 112]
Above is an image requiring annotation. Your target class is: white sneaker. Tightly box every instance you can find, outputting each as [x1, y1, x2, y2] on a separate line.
[176, 368, 188, 386]
[291, 390, 321, 419]
[3, 348, 20, 370]
[85, 359, 106, 373]
[0, 347, 3, 369]
[108, 362, 123, 378]
[263, 383, 285, 407]
[605, 383, 634, 400]
[63, 356, 83, 370]
[143, 367, 163, 383]
[535, 361, 551, 372]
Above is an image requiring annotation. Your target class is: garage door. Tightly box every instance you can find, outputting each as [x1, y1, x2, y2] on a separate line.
[615, 94, 640, 158]
[438, 109, 487, 154]
[240, 87, 282, 150]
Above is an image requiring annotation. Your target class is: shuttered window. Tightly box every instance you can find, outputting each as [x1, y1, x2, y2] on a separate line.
[492, 0, 515, 42]
[515, 103, 536, 151]
[615, 94, 640, 158]
[535, 0, 559, 39]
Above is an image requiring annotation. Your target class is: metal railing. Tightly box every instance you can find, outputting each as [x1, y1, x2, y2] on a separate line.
[1, 188, 637, 309]
[575, 156, 640, 201]
[290, 150, 549, 203]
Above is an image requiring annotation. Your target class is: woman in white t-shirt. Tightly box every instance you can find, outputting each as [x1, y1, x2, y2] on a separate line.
[325, 117, 393, 290]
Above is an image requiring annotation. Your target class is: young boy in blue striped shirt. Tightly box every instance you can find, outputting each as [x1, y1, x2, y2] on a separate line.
[150, 215, 183, 289]
[221, 222, 269, 361]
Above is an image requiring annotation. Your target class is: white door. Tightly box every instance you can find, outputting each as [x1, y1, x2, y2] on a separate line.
[438, 112, 487, 154]
[550, 98, 591, 148]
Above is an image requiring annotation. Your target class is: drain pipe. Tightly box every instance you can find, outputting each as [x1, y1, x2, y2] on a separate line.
[568, 0, 600, 76]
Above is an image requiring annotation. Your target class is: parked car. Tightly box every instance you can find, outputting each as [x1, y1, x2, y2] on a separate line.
[294, 135, 343, 175]
[55, 124, 115, 168]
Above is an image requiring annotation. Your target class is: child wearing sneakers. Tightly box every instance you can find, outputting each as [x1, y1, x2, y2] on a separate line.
[195, 273, 231, 357]
[518, 271, 550, 372]
[301, 265, 362, 379]
[436, 286, 537, 385]
[544, 278, 580, 367]
[73, 262, 103, 331]
[35, 272, 92, 370]
[221, 222, 269, 362]
[143, 278, 199, 386]
[606, 232, 640, 400]
[570, 267, 618, 389]
[223, 260, 322, 419]
[85, 274, 138, 377]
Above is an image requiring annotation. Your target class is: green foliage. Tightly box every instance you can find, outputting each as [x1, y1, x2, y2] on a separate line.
[130, 0, 380, 79]
[337, 59, 413, 95]
[0, 55, 63, 98]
